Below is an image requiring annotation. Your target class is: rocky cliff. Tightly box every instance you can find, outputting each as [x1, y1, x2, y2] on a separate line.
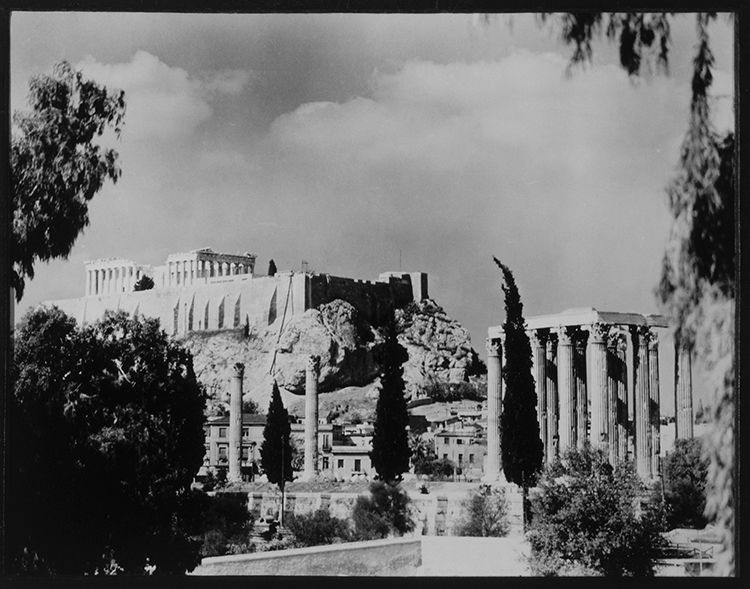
[180, 298, 484, 415]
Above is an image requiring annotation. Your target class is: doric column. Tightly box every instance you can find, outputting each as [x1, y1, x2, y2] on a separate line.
[587, 323, 610, 450]
[675, 337, 694, 440]
[303, 355, 320, 481]
[228, 362, 245, 483]
[545, 337, 558, 464]
[574, 332, 588, 450]
[528, 330, 548, 459]
[648, 330, 661, 478]
[632, 326, 652, 479]
[485, 337, 503, 480]
[606, 332, 622, 466]
[555, 326, 576, 454]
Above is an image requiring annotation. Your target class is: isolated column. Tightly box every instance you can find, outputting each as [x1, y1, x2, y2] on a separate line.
[545, 337, 558, 464]
[587, 323, 609, 450]
[556, 326, 576, 454]
[528, 330, 548, 458]
[675, 337, 694, 440]
[485, 337, 502, 480]
[228, 362, 245, 483]
[648, 330, 661, 478]
[632, 326, 652, 479]
[574, 332, 588, 450]
[303, 355, 321, 481]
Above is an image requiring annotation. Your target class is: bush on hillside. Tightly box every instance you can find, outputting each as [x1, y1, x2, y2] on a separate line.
[457, 484, 510, 537]
[286, 509, 352, 547]
[351, 482, 415, 540]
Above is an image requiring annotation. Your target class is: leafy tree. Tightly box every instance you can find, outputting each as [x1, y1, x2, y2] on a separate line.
[267, 259, 277, 276]
[133, 275, 155, 291]
[370, 314, 410, 483]
[8, 307, 206, 575]
[259, 380, 293, 523]
[494, 258, 544, 526]
[458, 484, 510, 537]
[11, 61, 125, 300]
[286, 509, 352, 547]
[196, 493, 254, 558]
[663, 438, 709, 529]
[242, 397, 259, 414]
[351, 482, 414, 541]
[527, 445, 667, 577]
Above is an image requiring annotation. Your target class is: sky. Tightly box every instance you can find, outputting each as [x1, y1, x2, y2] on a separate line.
[10, 12, 734, 413]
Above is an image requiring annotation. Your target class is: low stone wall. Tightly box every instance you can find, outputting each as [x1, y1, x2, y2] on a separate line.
[248, 484, 524, 536]
[193, 537, 422, 576]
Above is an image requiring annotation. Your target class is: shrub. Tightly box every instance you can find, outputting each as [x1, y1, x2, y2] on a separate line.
[198, 493, 253, 558]
[422, 381, 484, 403]
[352, 482, 415, 540]
[457, 484, 510, 537]
[663, 437, 709, 529]
[286, 509, 352, 547]
[527, 445, 667, 577]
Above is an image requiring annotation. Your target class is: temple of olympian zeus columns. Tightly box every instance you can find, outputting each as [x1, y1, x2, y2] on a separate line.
[486, 308, 695, 482]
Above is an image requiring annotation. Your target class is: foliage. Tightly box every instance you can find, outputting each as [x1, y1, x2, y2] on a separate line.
[290, 436, 305, 472]
[370, 314, 410, 483]
[527, 445, 667, 577]
[422, 380, 485, 402]
[352, 482, 415, 540]
[663, 438, 709, 529]
[494, 259, 544, 495]
[286, 509, 352, 547]
[8, 307, 206, 575]
[133, 275, 155, 291]
[242, 397, 260, 415]
[196, 493, 254, 558]
[267, 259, 277, 276]
[11, 61, 126, 300]
[457, 484, 510, 537]
[260, 381, 293, 492]
[410, 434, 455, 479]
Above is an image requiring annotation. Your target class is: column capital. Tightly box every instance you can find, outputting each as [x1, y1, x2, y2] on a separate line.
[648, 329, 659, 350]
[486, 337, 501, 357]
[527, 329, 548, 348]
[587, 322, 610, 344]
[232, 362, 245, 378]
[630, 324, 651, 343]
[606, 330, 627, 352]
[554, 325, 575, 345]
[307, 354, 320, 374]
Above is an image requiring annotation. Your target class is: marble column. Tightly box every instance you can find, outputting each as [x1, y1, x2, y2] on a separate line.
[228, 362, 245, 483]
[303, 355, 320, 481]
[632, 326, 652, 479]
[648, 330, 661, 478]
[615, 336, 629, 463]
[556, 326, 576, 454]
[675, 338, 694, 440]
[574, 332, 588, 450]
[85, 269, 91, 296]
[606, 333, 621, 466]
[587, 323, 610, 450]
[485, 337, 502, 480]
[545, 337, 558, 464]
[528, 330, 548, 459]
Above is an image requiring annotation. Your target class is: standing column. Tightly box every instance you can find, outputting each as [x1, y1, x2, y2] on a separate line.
[632, 326, 652, 479]
[85, 269, 91, 296]
[556, 326, 576, 454]
[574, 332, 588, 450]
[587, 323, 610, 450]
[545, 337, 558, 464]
[606, 333, 621, 466]
[675, 337, 694, 439]
[303, 355, 320, 481]
[528, 330, 548, 459]
[485, 337, 502, 481]
[615, 335, 629, 463]
[228, 362, 244, 483]
[648, 330, 661, 479]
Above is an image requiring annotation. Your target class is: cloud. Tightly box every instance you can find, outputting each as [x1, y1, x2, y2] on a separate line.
[77, 50, 252, 141]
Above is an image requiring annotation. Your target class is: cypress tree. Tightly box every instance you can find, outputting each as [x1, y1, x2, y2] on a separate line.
[370, 313, 410, 484]
[267, 259, 277, 276]
[260, 380, 293, 521]
[493, 258, 544, 525]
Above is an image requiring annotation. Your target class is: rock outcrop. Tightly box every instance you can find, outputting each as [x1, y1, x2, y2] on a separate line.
[181, 298, 483, 415]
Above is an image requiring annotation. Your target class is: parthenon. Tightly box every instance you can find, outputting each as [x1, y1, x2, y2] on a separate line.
[486, 308, 694, 481]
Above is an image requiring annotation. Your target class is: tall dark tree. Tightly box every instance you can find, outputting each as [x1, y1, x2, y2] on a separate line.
[267, 259, 277, 276]
[133, 275, 155, 291]
[8, 307, 206, 575]
[260, 380, 293, 522]
[11, 61, 125, 300]
[370, 314, 410, 484]
[494, 258, 544, 527]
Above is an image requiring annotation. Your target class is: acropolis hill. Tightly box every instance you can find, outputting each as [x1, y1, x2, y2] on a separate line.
[45, 248, 483, 412]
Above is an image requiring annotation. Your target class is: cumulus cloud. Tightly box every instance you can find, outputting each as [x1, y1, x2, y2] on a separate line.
[77, 50, 252, 141]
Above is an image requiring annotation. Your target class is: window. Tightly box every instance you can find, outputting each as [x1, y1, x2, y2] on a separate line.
[469, 454, 475, 464]
[457, 439, 464, 445]
[458, 454, 463, 465]
[218, 427, 227, 438]
[443, 454, 448, 460]
[242, 446, 249, 460]
[338, 459, 344, 469]
[218, 445, 228, 463]
[242, 427, 249, 439]
[354, 459, 361, 471]
[443, 437, 450, 444]
[322, 457, 329, 470]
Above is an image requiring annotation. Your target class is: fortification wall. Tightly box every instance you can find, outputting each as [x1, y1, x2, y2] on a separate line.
[44, 271, 427, 334]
